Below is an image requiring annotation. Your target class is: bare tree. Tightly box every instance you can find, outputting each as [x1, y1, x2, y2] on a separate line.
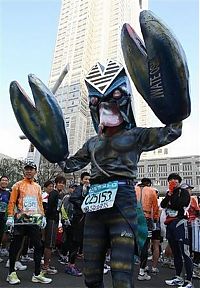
[0, 158, 24, 188]
[37, 159, 61, 186]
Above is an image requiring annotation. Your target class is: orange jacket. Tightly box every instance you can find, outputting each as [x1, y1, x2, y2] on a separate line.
[7, 178, 44, 217]
[187, 196, 200, 222]
[135, 185, 159, 221]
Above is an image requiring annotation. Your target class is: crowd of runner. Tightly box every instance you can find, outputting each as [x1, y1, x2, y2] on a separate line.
[0, 164, 199, 286]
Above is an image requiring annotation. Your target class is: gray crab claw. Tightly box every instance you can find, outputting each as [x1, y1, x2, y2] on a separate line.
[121, 23, 149, 100]
[121, 10, 191, 125]
[10, 74, 69, 163]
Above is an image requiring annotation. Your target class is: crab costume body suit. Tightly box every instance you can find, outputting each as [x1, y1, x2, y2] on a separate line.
[10, 11, 191, 288]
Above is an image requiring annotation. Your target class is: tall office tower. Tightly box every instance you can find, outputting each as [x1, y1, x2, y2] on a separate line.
[48, 0, 149, 156]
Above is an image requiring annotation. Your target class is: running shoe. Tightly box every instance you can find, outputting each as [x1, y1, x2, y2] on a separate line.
[165, 276, 184, 286]
[137, 272, 151, 281]
[59, 256, 68, 264]
[151, 267, 159, 274]
[1, 248, 9, 257]
[42, 266, 58, 275]
[65, 265, 82, 276]
[179, 281, 193, 288]
[21, 255, 33, 262]
[5, 259, 27, 271]
[32, 272, 52, 283]
[6, 272, 20, 284]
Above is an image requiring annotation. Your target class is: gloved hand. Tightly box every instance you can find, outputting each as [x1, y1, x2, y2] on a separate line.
[41, 216, 47, 229]
[62, 219, 71, 227]
[6, 216, 14, 228]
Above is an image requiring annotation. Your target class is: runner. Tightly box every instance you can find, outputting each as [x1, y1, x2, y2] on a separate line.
[6, 161, 52, 285]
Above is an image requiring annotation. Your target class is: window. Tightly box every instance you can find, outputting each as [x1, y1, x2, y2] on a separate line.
[148, 165, 155, 173]
[183, 162, 192, 171]
[183, 177, 193, 185]
[170, 163, 179, 172]
[160, 179, 168, 186]
[158, 164, 167, 172]
[196, 176, 200, 185]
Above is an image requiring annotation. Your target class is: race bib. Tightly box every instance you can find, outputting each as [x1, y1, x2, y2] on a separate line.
[0, 202, 7, 212]
[166, 208, 178, 217]
[81, 181, 118, 213]
[23, 196, 38, 213]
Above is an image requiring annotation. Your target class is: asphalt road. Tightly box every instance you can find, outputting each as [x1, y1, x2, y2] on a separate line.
[0, 254, 199, 288]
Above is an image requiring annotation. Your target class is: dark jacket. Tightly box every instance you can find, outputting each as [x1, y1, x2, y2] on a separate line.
[45, 189, 61, 222]
[69, 184, 86, 218]
[161, 187, 190, 219]
[69, 184, 87, 242]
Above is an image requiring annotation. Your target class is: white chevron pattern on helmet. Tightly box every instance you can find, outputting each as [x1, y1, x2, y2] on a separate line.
[85, 60, 123, 94]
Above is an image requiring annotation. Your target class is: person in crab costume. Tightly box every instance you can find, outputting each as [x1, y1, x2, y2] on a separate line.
[10, 10, 191, 288]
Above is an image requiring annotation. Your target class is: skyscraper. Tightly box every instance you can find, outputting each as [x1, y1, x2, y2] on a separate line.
[48, 0, 149, 155]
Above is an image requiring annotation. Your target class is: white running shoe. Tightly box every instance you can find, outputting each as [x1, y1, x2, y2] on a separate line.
[27, 248, 34, 254]
[1, 248, 9, 257]
[15, 261, 27, 271]
[151, 267, 159, 274]
[5, 259, 27, 271]
[6, 272, 21, 284]
[42, 266, 58, 275]
[32, 272, 52, 283]
[137, 272, 151, 281]
[165, 276, 184, 286]
[21, 255, 33, 262]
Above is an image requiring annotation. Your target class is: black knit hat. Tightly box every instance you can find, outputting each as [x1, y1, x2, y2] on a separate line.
[141, 178, 152, 186]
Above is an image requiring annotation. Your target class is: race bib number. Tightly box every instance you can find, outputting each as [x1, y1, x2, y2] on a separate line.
[81, 181, 118, 213]
[23, 196, 38, 213]
[166, 208, 178, 217]
[0, 202, 7, 212]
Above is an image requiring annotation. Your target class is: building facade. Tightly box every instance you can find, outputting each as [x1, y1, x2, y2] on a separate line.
[48, 0, 149, 156]
[137, 155, 200, 195]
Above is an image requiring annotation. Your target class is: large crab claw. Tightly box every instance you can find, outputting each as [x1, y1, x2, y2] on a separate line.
[10, 74, 69, 163]
[121, 10, 191, 125]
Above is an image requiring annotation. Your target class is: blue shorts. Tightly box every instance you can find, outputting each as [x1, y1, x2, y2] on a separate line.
[166, 218, 190, 245]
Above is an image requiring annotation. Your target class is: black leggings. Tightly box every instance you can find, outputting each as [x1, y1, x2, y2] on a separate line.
[84, 206, 135, 288]
[9, 225, 43, 275]
[167, 220, 193, 281]
[61, 226, 73, 257]
[0, 217, 5, 245]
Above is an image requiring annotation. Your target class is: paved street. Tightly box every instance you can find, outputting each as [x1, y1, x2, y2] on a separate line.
[0, 254, 199, 288]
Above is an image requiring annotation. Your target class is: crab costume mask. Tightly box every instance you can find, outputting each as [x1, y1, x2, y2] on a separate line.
[10, 10, 191, 288]
[85, 60, 136, 134]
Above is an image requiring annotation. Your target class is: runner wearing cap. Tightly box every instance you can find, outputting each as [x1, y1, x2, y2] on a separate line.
[161, 173, 193, 288]
[5, 161, 52, 285]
